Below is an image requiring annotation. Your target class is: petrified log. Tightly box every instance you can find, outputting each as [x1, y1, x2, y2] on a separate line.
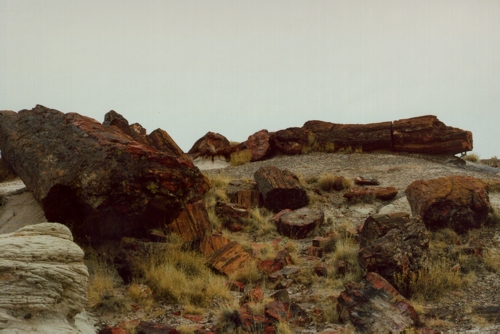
[393, 115, 473, 154]
[246, 129, 274, 161]
[358, 215, 429, 291]
[359, 212, 411, 248]
[226, 180, 262, 208]
[0, 105, 210, 241]
[406, 176, 491, 234]
[207, 241, 254, 276]
[303, 120, 393, 152]
[272, 127, 309, 155]
[165, 199, 212, 242]
[337, 272, 420, 333]
[188, 131, 232, 160]
[343, 186, 398, 201]
[254, 166, 309, 212]
[276, 207, 324, 239]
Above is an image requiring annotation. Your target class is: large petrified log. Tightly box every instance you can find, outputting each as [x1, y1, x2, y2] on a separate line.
[254, 166, 309, 212]
[392, 115, 473, 154]
[0, 105, 210, 241]
[406, 176, 491, 234]
[303, 120, 393, 152]
[272, 127, 309, 155]
[337, 272, 420, 333]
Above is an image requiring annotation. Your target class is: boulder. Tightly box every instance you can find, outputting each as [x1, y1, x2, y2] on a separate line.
[272, 127, 309, 155]
[254, 166, 309, 212]
[337, 272, 420, 333]
[392, 115, 473, 154]
[276, 207, 324, 239]
[343, 187, 398, 201]
[188, 131, 232, 161]
[0, 223, 93, 333]
[406, 176, 491, 233]
[246, 129, 274, 161]
[0, 105, 210, 241]
[358, 215, 429, 290]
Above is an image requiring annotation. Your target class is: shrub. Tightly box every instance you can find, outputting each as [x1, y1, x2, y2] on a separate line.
[87, 261, 130, 312]
[230, 149, 252, 166]
[318, 173, 337, 191]
[463, 152, 480, 162]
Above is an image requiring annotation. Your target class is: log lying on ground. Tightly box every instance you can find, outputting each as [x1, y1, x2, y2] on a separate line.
[392, 115, 473, 154]
[406, 175, 491, 234]
[254, 166, 309, 212]
[0, 105, 210, 241]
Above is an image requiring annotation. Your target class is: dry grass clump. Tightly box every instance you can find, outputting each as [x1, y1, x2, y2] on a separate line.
[318, 173, 336, 191]
[243, 207, 277, 238]
[139, 239, 232, 308]
[228, 260, 263, 284]
[463, 152, 480, 162]
[483, 248, 500, 272]
[87, 261, 130, 312]
[485, 179, 500, 193]
[230, 149, 252, 166]
[275, 320, 294, 334]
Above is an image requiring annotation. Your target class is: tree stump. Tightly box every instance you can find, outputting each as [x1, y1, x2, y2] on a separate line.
[254, 166, 309, 212]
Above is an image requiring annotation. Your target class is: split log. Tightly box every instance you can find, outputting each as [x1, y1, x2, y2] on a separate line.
[0, 105, 210, 241]
[406, 176, 491, 234]
[254, 166, 309, 212]
[226, 180, 262, 208]
[337, 272, 420, 333]
[392, 115, 473, 154]
[343, 187, 398, 201]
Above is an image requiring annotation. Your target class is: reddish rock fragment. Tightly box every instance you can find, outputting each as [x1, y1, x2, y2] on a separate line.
[307, 246, 324, 258]
[354, 176, 380, 186]
[337, 272, 419, 333]
[276, 208, 324, 239]
[227, 180, 262, 208]
[406, 176, 491, 234]
[314, 263, 328, 277]
[240, 286, 264, 304]
[166, 199, 212, 242]
[265, 300, 310, 326]
[207, 242, 254, 276]
[333, 176, 347, 191]
[187, 234, 231, 257]
[258, 259, 284, 274]
[343, 187, 398, 201]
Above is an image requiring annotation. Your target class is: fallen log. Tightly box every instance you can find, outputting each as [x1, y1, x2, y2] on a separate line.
[0, 105, 210, 241]
[254, 166, 309, 212]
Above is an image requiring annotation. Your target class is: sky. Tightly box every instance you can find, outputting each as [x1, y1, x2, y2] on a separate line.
[1, 0, 499, 158]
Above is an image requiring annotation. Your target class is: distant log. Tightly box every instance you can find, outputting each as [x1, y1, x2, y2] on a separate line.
[392, 115, 473, 154]
[254, 166, 309, 212]
[0, 105, 210, 241]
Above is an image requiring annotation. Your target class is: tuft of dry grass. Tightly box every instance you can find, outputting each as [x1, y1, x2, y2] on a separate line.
[228, 260, 263, 284]
[87, 261, 131, 312]
[139, 239, 232, 308]
[463, 152, 480, 162]
[318, 173, 337, 191]
[230, 149, 253, 166]
[244, 207, 277, 238]
[275, 320, 294, 334]
[483, 248, 500, 273]
[485, 179, 500, 193]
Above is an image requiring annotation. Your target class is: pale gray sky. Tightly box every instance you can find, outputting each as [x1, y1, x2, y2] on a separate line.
[1, 1, 499, 157]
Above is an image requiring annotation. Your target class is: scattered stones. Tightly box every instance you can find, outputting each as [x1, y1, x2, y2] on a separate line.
[406, 176, 491, 233]
[275, 207, 324, 239]
[254, 166, 309, 212]
[343, 186, 398, 201]
[337, 272, 420, 333]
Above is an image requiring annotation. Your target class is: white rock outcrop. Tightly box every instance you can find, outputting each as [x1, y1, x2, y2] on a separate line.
[0, 223, 93, 333]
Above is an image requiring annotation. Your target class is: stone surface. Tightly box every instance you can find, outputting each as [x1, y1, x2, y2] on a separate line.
[166, 199, 212, 242]
[254, 166, 309, 212]
[276, 207, 324, 239]
[246, 129, 274, 161]
[188, 131, 232, 161]
[406, 176, 491, 233]
[0, 223, 93, 333]
[272, 127, 309, 155]
[0, 105, 210, 241]
[343, 186, 398, 201]
[337, 272, 420, 333]
[358, 215, 429, 291]
[392, 115, 473, 154]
